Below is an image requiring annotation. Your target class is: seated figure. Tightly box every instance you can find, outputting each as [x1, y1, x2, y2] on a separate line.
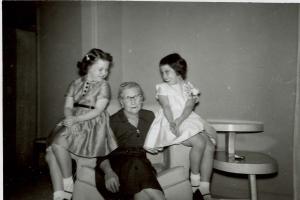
[95, 82, 166, 200]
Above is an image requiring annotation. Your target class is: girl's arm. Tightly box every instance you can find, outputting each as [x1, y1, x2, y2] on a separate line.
[63, 98, 109, 127]
[64, 80, 76, 118]
[175, 82, 200, 127]
[158, 95, 174, 123]
[157, 95, 177, 135]
[76, 98, 109, 122]
[174, 98, 197, 127]
[64, 97, 74, 118]
[64, 81, 111, 127]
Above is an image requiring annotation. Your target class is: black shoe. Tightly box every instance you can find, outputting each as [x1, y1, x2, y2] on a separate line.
[193, 189, 204, 200]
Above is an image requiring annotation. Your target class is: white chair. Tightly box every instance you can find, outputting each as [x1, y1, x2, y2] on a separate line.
[72, 147, 193, 200]
[72, 101, 193, 200]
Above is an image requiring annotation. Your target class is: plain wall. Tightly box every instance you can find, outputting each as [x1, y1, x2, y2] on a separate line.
[38, 2, 82, 135]
[38, 2, 123, 135]
[96, 2, 122, 99]
[38, 2, 297, 199]
[119, 3, 297, 198]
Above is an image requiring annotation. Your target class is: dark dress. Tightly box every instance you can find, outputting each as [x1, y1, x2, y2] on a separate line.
[47, 76, 117, 157]
[95, 109, 163, 200]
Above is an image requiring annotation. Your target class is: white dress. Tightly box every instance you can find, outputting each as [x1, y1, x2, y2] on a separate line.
[144, 81, 213, 149]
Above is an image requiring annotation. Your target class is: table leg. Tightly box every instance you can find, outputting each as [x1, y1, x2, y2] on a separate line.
[249, 174, 257, 200]
[227, 132, 236, 159]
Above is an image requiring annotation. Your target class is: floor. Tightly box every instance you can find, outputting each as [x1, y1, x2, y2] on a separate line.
[5, 170, 53, 200]
[5, 168, 292, 200]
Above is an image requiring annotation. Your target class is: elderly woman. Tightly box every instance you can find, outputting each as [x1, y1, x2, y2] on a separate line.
[95, 82, 165, 200]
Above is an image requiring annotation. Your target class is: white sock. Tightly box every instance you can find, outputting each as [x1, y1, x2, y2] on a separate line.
[63, 177, 74, 193]
[199, 181, 210, 195]
[53, 191, 65, 200]
[190, 173, 201, 192]
[62, 191, 72, 200]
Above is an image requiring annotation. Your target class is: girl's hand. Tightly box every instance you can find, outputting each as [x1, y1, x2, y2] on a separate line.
[169, 122, 177, 135]
[170, 122, 180, 136]
[174, 118, 183, 135]
[62, 116, 78, 127]
[174, 118, 182, 128]
[70, 124, 80, 135]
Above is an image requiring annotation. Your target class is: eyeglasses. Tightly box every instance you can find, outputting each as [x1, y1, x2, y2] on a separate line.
[122, 94, 143, 102]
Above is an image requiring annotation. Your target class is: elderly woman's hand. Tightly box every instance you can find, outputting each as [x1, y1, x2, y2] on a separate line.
[104, 169, 120, 193]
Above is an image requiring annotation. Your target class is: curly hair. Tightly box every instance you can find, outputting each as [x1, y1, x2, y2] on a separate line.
[77, 48, 113, 76]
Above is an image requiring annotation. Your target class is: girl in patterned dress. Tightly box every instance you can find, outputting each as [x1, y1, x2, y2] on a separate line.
[45, 48, 117, 200]
[144, 53, 217, 200]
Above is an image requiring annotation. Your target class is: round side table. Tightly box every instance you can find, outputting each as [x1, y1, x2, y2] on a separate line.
[208, 120, 278, 200]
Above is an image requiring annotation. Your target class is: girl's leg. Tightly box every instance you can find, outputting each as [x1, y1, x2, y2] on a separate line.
[182, 134, 206, 174]
[182, 134, 207, 192]
[51, 136, 73, 193]
[134, 190, 151, 200]
[51, 135, 72, 178]
[199, 135, 215, 199]
[45, 148, 72, 200]
[45, 148, 63, 191]
[134, 189, 165, 200]
[143, 188, 165, 200]
[199, 135, 215, 182]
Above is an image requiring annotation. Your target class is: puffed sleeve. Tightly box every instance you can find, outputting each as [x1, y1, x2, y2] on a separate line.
[64, 80, 75, 97]
[155, 83, 168, 99]
[97, 81, 111, 100]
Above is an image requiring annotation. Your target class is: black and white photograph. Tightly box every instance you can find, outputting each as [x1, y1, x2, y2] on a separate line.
[2, 1, 300, 200]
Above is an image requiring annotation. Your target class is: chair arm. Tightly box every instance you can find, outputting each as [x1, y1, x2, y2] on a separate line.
[73, 180, 104, 200]
[76, 165, 96, 187]
[152, 163, 168, 173]
[157, 166, 189, 189]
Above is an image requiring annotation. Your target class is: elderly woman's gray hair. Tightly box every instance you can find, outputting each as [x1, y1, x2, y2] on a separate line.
[118, 81, 145, 101]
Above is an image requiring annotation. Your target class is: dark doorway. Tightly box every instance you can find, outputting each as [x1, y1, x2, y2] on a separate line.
[3, 1, 38, 197]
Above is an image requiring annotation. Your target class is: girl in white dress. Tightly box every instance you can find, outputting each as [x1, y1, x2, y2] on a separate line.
[144, 53, 217, 200]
